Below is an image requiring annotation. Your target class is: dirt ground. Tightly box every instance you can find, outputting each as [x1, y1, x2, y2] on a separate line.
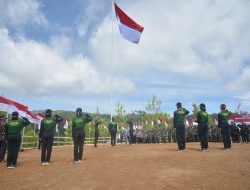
[0, 142, 249, 190]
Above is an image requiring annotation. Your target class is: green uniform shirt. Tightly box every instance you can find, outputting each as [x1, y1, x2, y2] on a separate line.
[6, 119, 27, 134]
[173, 108, 189, 126]
[109, 122, 117, 133]
[41, 117, 57, 131]
[72, 116, 92, 130]
[218, 110, 231, 127]
[197, 110, 208, 124]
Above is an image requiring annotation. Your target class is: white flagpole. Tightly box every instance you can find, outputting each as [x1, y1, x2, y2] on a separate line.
[110, 0, 115, 121]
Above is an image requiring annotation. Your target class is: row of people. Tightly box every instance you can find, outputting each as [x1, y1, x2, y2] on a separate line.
[173, 102, 232, 152]
[0, 102, 234, 168]
[0, 108, 95, 168]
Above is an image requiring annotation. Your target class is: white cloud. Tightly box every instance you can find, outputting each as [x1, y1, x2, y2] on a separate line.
[89, 0, 250, 81]
[226, 66, 250, 93]
[75, 0, 110, 38]
[0, 27, 135, 96]
[0, 0, 48, 28]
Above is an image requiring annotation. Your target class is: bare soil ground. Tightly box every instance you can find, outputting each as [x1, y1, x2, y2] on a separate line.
[0, 142, 249, 190]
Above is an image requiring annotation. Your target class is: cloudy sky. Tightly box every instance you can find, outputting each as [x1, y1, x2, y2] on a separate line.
[0, 0, 250, 115]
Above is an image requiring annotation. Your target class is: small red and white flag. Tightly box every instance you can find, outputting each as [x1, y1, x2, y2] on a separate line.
[158, 118, 162, 125]
[214, 118, 218, 125]
[165, 120, 169, 127]
[63, 119, 69, 129]
[151, 118, 154, 127]
[36, 113, 45, 129]
[55, 124, 59, 133]
[114, 2, 144, 44]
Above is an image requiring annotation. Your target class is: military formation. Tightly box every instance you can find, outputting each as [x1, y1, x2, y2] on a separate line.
[0, 103, 249, 169]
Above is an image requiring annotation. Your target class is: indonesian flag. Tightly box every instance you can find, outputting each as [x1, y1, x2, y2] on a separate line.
[165, 120, 169, 127]
[63, 119, 69, 129]
[158, 118, 162, 125]
[214, 118, 218, 125]
[0, 96, 42, 125]
[55, 124, 59, 133]
[151, 118, 154, 127]
[0, 96, 28, 117]
[114, 2, 144, 44]
[138, 122, 143, 129]
[36, 113, 45, 129]
[26, 110, 40, 125]
[133, 122, 136, 130]
[185, 119, 190, 126]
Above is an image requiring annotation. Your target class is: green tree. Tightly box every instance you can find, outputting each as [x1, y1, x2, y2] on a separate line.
[192, 103, 199, 121]
[145, 96, 162, 114]
[115, 102, 126, 132]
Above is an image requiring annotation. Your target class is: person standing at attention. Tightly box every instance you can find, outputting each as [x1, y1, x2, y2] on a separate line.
[109, 117, 118, 147]
[72, 108, 92, 163]
[39, 109, 63, 166]
[5, 111, 30, 168]
[218, 104, 232, 150]
[173, 102, 189, 152]
[197, 103, 209, 151]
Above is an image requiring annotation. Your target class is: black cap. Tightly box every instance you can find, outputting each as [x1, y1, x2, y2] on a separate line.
[220, 104, 226, 109]
[12, 111, 19, 120]
[12, 111, 19, 117]
[76, 108, 82, 113]
[45, 109, 52, 117]
[46, 109, 52, 114]
[199, 103, 206, 109]
[176, 102, 182, 107]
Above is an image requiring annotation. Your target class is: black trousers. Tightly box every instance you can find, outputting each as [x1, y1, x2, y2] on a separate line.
[0, 140, 7, 161]
[94, 133, 98, 147]
[110, 132, 116, 146]
[198, 124, 208, 149]
[129, 130, 134, 144]
[41, 131, 54, 163]
[221, 127, 231, 149]
[73, 129, 85, 161]
[7, 133, 21, 166]
[38, 139, 41, 149]
[176, 126, 186, 150]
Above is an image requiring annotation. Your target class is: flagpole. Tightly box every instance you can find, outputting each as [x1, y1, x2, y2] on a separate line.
[110, 0, 115, 122]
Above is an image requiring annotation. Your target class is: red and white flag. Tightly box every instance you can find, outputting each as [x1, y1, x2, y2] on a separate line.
[36, 113, 45, 129]
[158, 118, 162, 125]
[0, 96, 43, 125]
[63, 119, 69, 129]
[151, 118, 154, 127]
[214, 118, 218, 125]
[55, 124, 59, 133]
[26, 110, 40, 125]
[0, 96, 28, 117]
[165, 120, 169, 127]
[114, 2, 144, 44]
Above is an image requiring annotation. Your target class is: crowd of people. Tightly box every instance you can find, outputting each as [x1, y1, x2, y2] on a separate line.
[0, 103, 249, 169]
